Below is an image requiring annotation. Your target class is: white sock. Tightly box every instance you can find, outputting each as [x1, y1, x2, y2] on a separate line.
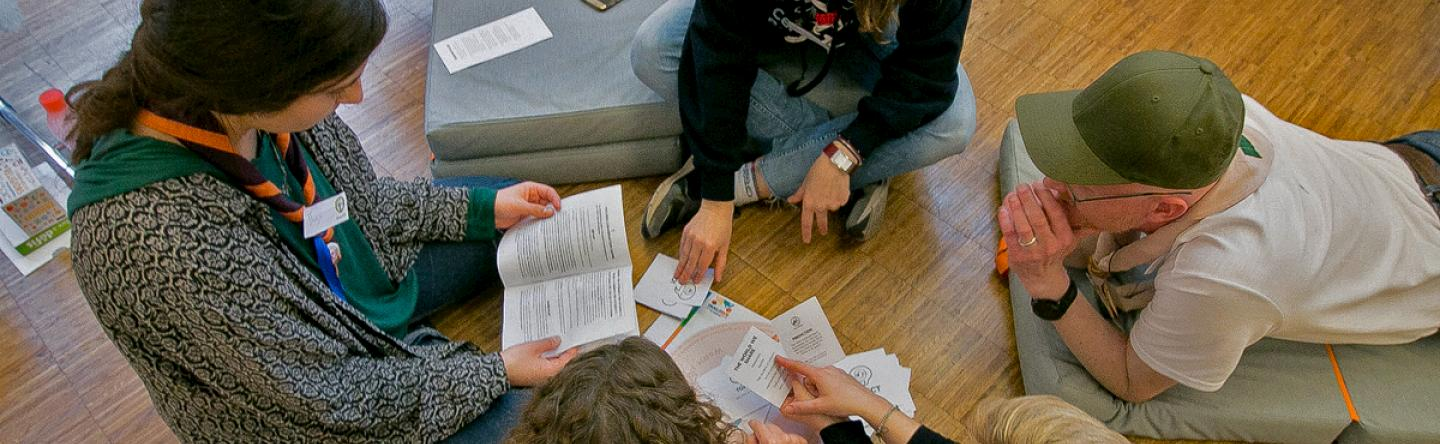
[734, 162, 760, 206]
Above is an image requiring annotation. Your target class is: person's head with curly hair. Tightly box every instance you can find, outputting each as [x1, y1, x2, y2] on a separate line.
[508, 337, 739, 444]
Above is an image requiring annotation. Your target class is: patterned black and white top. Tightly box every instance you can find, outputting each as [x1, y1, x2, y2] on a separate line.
[70, 115, 509, 443]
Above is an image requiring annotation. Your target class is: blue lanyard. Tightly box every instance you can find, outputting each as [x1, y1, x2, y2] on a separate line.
[313, 237, 347, 304]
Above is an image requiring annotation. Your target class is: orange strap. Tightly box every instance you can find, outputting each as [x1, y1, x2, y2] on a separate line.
[1325, 344, 1361, 423]
[136, 110, 331, 241]
[136, 110, 239, 154]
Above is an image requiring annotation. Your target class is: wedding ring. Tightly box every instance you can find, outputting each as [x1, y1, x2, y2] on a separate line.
[1019, 236, 1038, 247]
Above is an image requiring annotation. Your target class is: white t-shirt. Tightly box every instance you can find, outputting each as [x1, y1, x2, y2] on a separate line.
[1130, 95, 1440, 392]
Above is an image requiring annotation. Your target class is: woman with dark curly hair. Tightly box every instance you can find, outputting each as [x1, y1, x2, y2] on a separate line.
[509, 337, 807, 444]
[63, 0, 575, 442]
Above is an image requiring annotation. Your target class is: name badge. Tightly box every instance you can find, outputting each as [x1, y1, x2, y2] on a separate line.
[303, 192, 350, 238]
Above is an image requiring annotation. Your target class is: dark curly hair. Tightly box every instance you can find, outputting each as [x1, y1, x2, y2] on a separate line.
[64, 0, 387, 161]
[508, 337, 738, 444]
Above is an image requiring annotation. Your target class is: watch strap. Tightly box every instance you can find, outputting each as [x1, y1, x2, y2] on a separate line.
[1032, 279, 1079, 321]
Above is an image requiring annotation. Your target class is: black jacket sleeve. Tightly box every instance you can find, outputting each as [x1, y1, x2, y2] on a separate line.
[839, 0, 971, 157]
[909, 426, 958, 444]
[819, 420, 957, 444]
[678, 0, 761, 201]
[819, 420, 872, 444]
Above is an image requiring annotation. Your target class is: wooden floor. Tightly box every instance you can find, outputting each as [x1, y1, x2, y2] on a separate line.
[1, 0, 1437, 442]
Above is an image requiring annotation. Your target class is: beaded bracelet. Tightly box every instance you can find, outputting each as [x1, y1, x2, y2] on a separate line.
[875, 404, 900, 437]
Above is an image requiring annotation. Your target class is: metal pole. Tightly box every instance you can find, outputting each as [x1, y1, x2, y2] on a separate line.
[0, 94, 75, 183]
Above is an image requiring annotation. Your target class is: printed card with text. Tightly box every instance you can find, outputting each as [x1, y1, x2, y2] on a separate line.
[724, 327, 791, 407]
[774, 297, 846, 367]
[724, 297, 845, 406]
[433, 7, 553, 74]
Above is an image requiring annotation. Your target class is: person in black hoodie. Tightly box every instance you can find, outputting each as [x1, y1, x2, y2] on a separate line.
[633, 0, 977, 285]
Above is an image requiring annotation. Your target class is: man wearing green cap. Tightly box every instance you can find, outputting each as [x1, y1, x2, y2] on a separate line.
[1001, 50, 1440, 402]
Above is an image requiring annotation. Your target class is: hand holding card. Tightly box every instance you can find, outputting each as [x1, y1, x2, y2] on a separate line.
[725, 327, 791, 406]
[725, 297, 846, 407]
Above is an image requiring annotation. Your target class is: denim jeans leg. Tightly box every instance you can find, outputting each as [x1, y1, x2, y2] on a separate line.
[746, 71, 834, 141]
[631, 0, 693, 102]
[409, 240, 500, 324]
[849, 63, 977, 188]
[438, 389, 535, 444]
[1391, 130, 1440, 162]
[754, 115, 856, 198]
[757, 63, 977, 198]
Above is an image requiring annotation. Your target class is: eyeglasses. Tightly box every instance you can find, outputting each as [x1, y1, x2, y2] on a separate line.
[1064, 183, 1192, 205]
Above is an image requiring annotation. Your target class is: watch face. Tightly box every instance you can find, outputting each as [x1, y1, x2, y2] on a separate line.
[830, 151, 854, 172]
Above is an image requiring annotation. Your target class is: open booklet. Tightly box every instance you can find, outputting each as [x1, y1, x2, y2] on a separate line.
[496, 185, 638, 353]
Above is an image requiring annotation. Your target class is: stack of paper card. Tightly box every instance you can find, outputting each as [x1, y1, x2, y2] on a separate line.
[641, 290, 918, 436]
[833, 348, 917, 434]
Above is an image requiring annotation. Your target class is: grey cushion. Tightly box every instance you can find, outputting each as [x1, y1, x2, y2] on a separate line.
[426, 0, 682, 183]
[1000, 118, 1355, 442]
[430, 136, 678, 185]
[1332, 335, 1440, 444]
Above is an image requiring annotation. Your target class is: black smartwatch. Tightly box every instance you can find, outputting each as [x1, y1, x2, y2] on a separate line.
[1031, 280, 1078, 321]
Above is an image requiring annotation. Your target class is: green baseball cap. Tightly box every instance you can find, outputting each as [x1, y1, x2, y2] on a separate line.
[1015, 50, 1245, 190]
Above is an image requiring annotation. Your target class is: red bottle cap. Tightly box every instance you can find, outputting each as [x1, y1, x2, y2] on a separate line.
[39, 89, 66, 114]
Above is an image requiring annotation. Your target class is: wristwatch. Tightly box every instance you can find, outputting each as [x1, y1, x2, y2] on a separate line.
[1031, 279, 1078, 321]
[822, 138, 860, 174]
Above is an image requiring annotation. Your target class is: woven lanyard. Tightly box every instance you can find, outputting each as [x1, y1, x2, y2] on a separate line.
[135, 110, 334, 242]
[136, 110, 348, 302]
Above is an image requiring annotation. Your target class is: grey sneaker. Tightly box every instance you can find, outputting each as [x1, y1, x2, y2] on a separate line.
[843, 179, 890, 242]
[642, 158, 700, 239]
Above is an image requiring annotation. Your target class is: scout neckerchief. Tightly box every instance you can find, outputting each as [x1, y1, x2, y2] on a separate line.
[1087, 131, 1274, 323]
[135, 110, 348, 302]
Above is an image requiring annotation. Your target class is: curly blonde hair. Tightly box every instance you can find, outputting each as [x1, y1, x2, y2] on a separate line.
[507, 337, 737, 444]
[969, 395, 1128, 444]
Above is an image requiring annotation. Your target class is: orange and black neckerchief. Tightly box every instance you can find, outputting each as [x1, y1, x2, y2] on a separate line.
[135, 110, 334, 243]
[136, 109, 349, 302]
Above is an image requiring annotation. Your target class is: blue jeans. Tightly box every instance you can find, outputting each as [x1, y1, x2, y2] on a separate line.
[438, 389, 534, 444]
[1391, 130, 1440, 163]
[417, 176, 530, 444]
[631, 0, 977, 197]
[411, 176, 520, 323]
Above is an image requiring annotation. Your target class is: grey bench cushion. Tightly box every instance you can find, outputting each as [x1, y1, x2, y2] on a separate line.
[426, 0, 682, 182]
[1332, 335, 1440, 444]
[1000, 118, 1355, 442]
